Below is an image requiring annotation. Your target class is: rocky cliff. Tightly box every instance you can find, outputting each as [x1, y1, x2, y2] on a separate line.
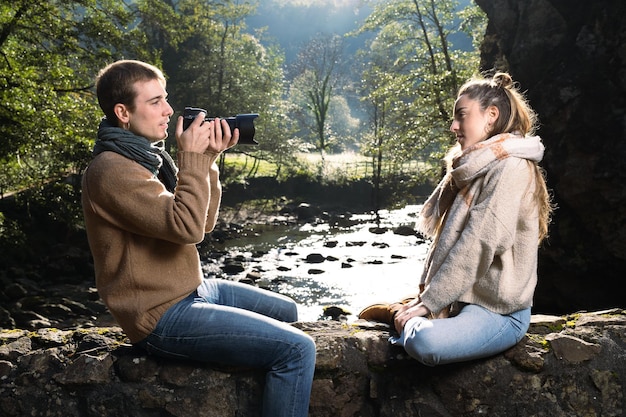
[1, 310, 624, 416]
[475, 0, 626, 313]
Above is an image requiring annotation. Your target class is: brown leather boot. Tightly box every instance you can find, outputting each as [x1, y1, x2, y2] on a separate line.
[357, 303, 395, 324]
[357, 296, 417, 325]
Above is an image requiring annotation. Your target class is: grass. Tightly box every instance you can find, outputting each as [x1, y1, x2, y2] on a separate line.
[223, 152, 430, 182]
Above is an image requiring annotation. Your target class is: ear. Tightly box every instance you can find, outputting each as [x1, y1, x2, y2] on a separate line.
[113, 103, 130, 126]
[487, 105, 499, 124]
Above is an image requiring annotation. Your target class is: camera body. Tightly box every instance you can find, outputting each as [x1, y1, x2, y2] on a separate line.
[182, 107, 259, 145]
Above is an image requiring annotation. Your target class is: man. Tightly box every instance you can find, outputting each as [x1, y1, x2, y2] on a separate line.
[82, 60, 315, 417]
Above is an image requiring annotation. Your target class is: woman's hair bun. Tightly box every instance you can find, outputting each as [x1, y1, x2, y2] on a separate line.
[492, 72, 513, 89]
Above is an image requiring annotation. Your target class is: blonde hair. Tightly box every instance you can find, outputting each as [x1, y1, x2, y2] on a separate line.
[457, 72, 538, 136]
[455, 72, 554, 243]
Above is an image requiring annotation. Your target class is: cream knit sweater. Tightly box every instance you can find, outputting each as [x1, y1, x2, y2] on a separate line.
[418, 133, 545, 316]
[82, 151, 221, 343]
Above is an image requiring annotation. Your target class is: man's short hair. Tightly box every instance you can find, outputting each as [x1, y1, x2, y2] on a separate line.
[95, 60, 166, 124]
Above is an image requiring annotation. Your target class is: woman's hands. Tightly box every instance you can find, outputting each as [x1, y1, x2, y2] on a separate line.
[393, 299, 430, 334]
[175, 112, 239, 155]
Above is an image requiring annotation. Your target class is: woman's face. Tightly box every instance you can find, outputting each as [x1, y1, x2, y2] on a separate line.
[127, 79, 174, 142]
[450, 95, 498, 150]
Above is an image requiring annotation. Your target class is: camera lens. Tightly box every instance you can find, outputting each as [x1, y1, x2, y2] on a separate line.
[232, 114, 259, 145]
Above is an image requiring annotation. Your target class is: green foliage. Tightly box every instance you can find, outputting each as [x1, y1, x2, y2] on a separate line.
[356, 0, 486, 176]
[0, 0, 149, 176]
[138, 0, 299, 173]
[161, 0, 262, 114]
[0, 0, 484, 197]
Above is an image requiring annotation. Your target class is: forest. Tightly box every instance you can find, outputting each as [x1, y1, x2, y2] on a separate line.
[0, 0, 485, 267]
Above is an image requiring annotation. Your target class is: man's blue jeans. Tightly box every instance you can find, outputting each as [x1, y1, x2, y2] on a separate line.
[390, 304, 530, 366]
[135, 279, 316, 417]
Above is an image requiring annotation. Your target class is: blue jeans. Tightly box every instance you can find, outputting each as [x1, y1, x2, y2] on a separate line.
[390, 304, 530, 366]
[135, 279, 316, 417]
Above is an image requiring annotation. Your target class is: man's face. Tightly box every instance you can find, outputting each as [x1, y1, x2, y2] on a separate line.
[128, 79, 174, 142]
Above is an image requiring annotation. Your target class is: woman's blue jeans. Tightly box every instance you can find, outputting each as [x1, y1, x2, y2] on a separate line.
[135, 279, 316, 417]
[390, 304, 530, 366]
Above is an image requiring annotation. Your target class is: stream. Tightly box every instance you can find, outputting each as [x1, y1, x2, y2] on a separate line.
[202, 204, 430, 322]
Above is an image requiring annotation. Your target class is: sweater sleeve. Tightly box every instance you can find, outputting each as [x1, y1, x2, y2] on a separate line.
[83, 151, 214, 244]
[419, 158, 535, 314]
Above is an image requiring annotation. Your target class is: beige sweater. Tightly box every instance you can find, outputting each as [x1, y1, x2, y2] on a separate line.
[81, 151, 221, 343]
[418, 134, 544, 316]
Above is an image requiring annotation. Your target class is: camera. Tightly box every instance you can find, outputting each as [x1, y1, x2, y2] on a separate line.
[182, 107, 259, 145]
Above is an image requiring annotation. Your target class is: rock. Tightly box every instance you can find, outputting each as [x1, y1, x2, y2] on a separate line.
[295, 203, 318, 221]
[10, 311, 51, 330]
[346, 241, 366, 247]
[0, 336, 31, 361]
[393, 225, 416, 236]
[0, 360, 15, 378]
[476, 0, 626, 315]
[304, 253, 326, 263]
[3, 283, 28, 300]
[0, 310, 624, 416]
[54, 352, 115, 385]
[545, 333, 602, 364]
[322, 306, 352, 320]
[0, 307, 15, 329]
[245, 271, 262, 282]
[328, 213, 359, 228]
[221, 260, 245, 274]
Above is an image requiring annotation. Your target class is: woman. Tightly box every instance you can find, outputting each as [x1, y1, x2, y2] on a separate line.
[359, 72, 553, 366]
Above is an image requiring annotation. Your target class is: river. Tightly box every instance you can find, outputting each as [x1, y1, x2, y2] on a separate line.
[203, 204, 430, 322]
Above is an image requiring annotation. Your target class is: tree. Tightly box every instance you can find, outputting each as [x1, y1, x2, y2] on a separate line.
[288, 33, 345, 176]
[135, 0, 298, 176]
[0, 0, 154, 195]
[0, 0, 153, 265]
[356, 0, 486, 180]
[357, 45, 395, 212]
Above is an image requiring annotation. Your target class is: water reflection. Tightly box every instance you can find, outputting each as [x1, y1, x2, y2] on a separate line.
[204, 205, 430, 322]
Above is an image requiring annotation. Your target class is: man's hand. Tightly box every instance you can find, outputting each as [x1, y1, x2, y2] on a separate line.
[207, 118, 239, 154]
[175, 113, 239, 154]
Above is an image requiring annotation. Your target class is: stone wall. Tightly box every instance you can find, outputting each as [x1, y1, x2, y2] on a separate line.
[1, 310, 624, 416]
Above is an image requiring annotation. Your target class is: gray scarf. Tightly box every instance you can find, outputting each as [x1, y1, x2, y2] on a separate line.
[93, 118, 178, 192]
